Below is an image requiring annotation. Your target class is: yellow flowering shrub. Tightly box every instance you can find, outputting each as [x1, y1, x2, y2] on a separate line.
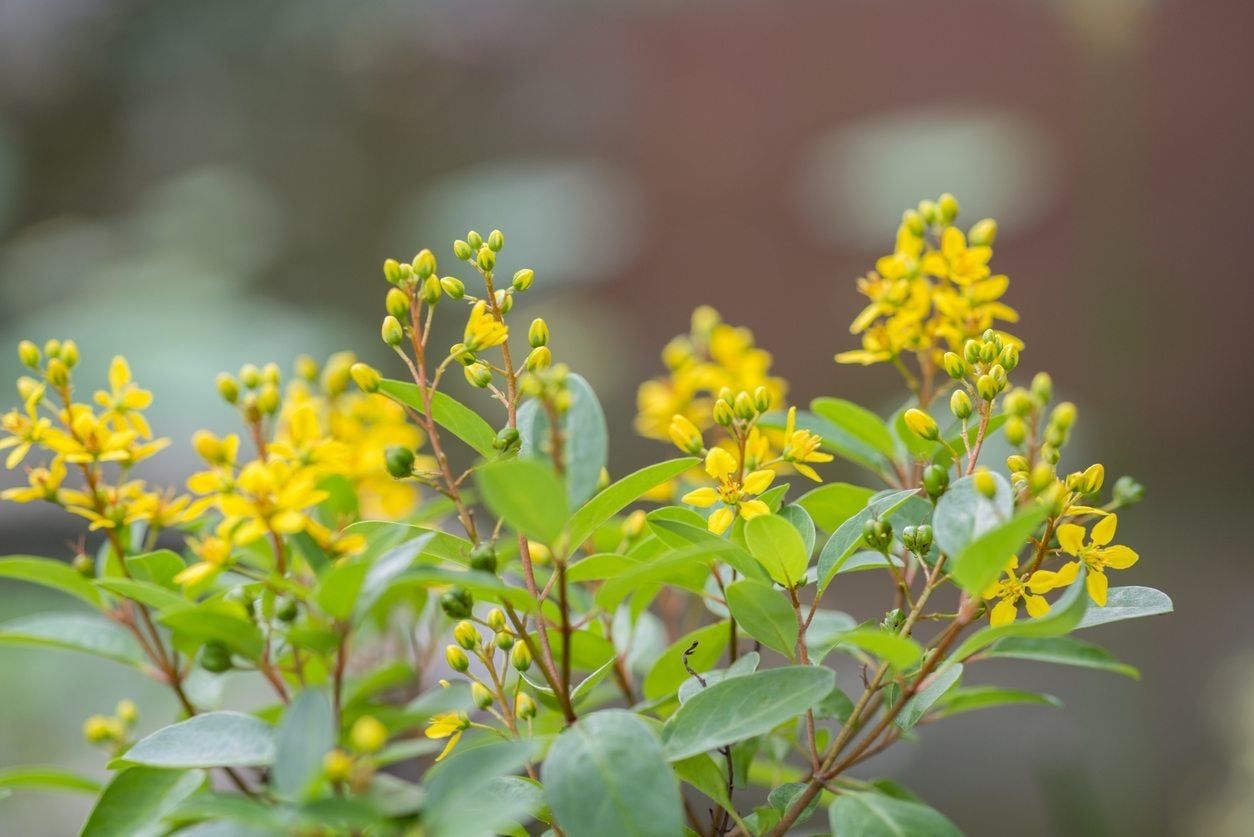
[0, 202, 1167, 836]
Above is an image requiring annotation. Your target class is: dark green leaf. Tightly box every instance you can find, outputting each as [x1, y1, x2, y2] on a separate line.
[725, 580, 797, 660]
[81, 768, 204, 837]
[986, 636, 1139, 678]
[377, 378, 498, 458]
[829, 791, 962, 837]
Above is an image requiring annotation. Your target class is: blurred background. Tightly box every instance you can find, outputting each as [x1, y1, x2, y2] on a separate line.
[0, 0, 1249, 834]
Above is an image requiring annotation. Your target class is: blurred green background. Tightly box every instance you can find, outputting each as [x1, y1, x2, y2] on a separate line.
[0, 0, 1248, 834]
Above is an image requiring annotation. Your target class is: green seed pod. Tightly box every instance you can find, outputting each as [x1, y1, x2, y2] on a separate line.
[200, 640, 232, 673]
[469, 542, 498, 574]
[276, 598, 299, 623]
[493, 427, 520, 452]
[385, 446, 415, 479]
[923, 463, 950, 498]
[914, 524, 933, 552]
[440, 586, 474, 619]
[72, 554, 94, 577]
[495, 630, 516, 650]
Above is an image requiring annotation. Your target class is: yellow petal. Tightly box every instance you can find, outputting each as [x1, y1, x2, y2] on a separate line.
[741, 469, 775, 496]
[989, 598, 1017, 627]
[1056, 524, 1085, 556]
[704, 447, 736, 480]
[738, 499, 770, 520]
[1091, 514, 1117, 547]
[793, 463, 821, 482]
[109, 356, 132, 391]
[434, 731, 461, 762]
[707, 507, 735, 535]
[1023, 595, 1051, 619]
[681, 487, 719, 508]
[1098, 544, 1138, 570]
[1086, 569, 1108, 606]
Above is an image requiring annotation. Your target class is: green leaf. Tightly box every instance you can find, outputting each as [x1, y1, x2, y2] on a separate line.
[81, 768, 205, 837]
[896, 664, 963, 730]
[423, 740, 532, 837]
[760, 408, 886, 475]
[677, 651, 760, 704]
[661, 666, 835, 760]
[542, 709, 683, 837]
[116, 712, 276, 769]
[159, 603, 264, 660]
[475, 458, 568, 545]
[377, 378, 498, 458]
[816, 489, 919, 592]
[949, 505, 1047, 594]
[932, 473, 1014, 557]
[125, 550, 187, 590]
[932, 685, 1062, 719]
[272, 690, 335, 800]
[812, 397, 897, 458]
[834, 628, 923, 670]
[94, 578, 186, 612]
[829, 791, 962, 837]
[837, 551, 906, 575]
[387, 566, 536, 611]
[566, 458, 697, 549]
[674, 754, 746, 831]
[778, 504, 816, 556]
[314, 559, 369, 621]
[725, 580, 798, 660]
[518, 372, 608, 507]
[951, 570, 1090, 661]
[0, 555, 103, 608]
[795, 483, 876, 532]
[0, 612, 144, 667]
[595, 541, 746, 610]
[804, 610, 859, 662]
[643, 621, 729, 701]
[768, 782, 821, 827]
[744, 514, 809, 588]
[644, 512, 769, 582]
[1074, 586, 1173, 629]
[0, 765, 100, 795]
[986, 636, 1140, 678]
[565, 553, 640, 583]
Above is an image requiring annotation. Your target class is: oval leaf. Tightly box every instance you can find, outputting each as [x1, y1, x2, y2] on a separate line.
[744, 515, 809, 588]
[475, 459, 568, 545]
[118, 712, 276, 769]
[829, 791, 962, 837]
[82, 767, 205, 837]
[725, 580, 797, 660]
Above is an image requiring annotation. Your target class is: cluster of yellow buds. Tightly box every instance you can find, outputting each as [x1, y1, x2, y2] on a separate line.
[940, 328, 1021, 406]
[82, 699, 139, 753]
[637, 307, 786, 442]
[322, 714, 387, 794]
[1, 342, 196, 543]
[838, 194, 1019, 396]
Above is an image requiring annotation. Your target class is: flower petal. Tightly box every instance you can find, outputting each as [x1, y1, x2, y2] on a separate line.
[1056, 523, 1085, 556]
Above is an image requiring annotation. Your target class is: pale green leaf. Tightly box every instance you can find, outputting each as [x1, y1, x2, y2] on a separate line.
[1074, 586, 1172, 630]
[829, 791, 962, 837]
[0, 555, 103, 608]
[725, 580, 797, 660]
[834, 627, 922, 670]
[566, 458, 697, 549]
[475, 458, 568, 545]
[986, 636, 1139, 678]
[744, 514, 809, 588]
[931, 473, 1014, 557]
[795, 482, 875, 532]
[816, 489, 918, 592]
[377, 378, 497, 458]
[81, 768, 204, 837]
[0, 612, 144, 667]
[949, 505, 1047, 594]
[643, 621, 729, 701]
[272, 691, 335, 800]
[116, 712, 275, 769]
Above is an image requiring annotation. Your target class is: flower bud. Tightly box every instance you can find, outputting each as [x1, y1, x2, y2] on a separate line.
[476, 246, 495, 272]
[1006, 454, 1029, 474]
[668, 414, 704, 455]
[383, 258, 403, 284]
[511, 641, 532, 671]
[83, 715, 119, 744]
[241, 393, 262, 423]
[1040, 443, 1060, 465]
[385, 446, 415, 479]
[1050, 402, 1076, 430]
[515, 692, 537, 720]
[752, 386, 771, 412]
[528, 319, 549, 348]
[216, 373, 240, 404]
[512, 268, 535, 292]
[937, 192, 960, 223]
[1003, 388, 1032, 417]
[979, 341, 998, 364]
[712, 399, 735, 427]
[417, 276, 440, 306]
[445, 644, 470, 673]
[469, 542, 498, 575]
[976, 374, 998, 402]
[295, 355, 319, 382]
[467, 230, 483, 250]
[239, 363, 261, 389]
[413, 249, 437, 280]
[486, 608, 507, 631]
[257, 384, 281, 415]
[973, 468, 997, 499]
[472, 682, 494, 710]
[923, 463, 949, 498]
[880, 608, 906, 632]
[453, 239, 474, 261]
[493, 427, 520, 453]
[861, 517, 893, 552]
[454, 620, 480, 650]
[386, 288, 410, 320]
[324, 749, 354, 782]
[913, 523, 933, 552]
[45, 359, 69, 387]
[902, 209, 926, 236]
[950, 390, 973, 421]
[59, 341, 80, 368]
[918, 199, 938, 224]
[998, 344, 1019, 372]
[381, 316, 404, 348]
[200, 640, 232, 673]
[1081, 463, 1105, 494]
[495, 630, 515, 650]
[1113, 475, 1144, 506]
[487, 229, 504, 252]
[733, 391, 756, 420]
[449, 343, 476, 366]
[464, 363, 493, 389]
[1029, 463, 1054, 494]
[350, 363, 381, 394]
[1004, 416, 1027, 446]
[440, 586, 474, 619]
[17, 341, 40, 368]
[1031, 372, 1052, 403]
[262, 362, 281, 386]
[72, 554, 94, 577]
[903, 408, 940, 441]
[524, 346, 552, 372]
[942, 351, 968, 380]
[963, 340, 981, 365]
[116, 699, 139, 725]
[989, 364, 1007, 389]
[440, 276, 466, 299]
[968, 218, 998, 246]
[350, 715, 388, 754]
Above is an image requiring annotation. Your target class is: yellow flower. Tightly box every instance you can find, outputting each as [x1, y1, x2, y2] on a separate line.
[93, 357, 154, 438]
[1050, 514, 1139, 607]
[463, 301, 509, 351]
[920, 226, 992, 286]
[306, 519, 368, 561]
[779, 407, 832, 481]
[46, 408, 167, 466]
[174, 529, 237, 587]
[1, 457, 67, 503]
[981, 557, 1060, 627]
[424, 712, 470, 762]
[681, 447, 774, 535]
[215, 459, 327, 545]
[63, 479, 149, 531]
[0, 395, 52, 469]
[268, 403, 349, 473]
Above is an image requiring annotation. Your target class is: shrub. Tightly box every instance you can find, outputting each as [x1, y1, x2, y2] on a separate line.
[0, 196, 1170, 835]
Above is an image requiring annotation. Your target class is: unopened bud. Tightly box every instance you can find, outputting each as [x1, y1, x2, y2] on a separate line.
[943, 352, 968, 380]
[487, 229, 504, 252]
[472, 682, 494, 710]
[668, 415, 704, 455]
[350, 715, 388, 754]
[385, 446, 414, 479]
[466, 230, 483, 250]
[454, 620, 480, 650]
[486, 608, 507, 631]
[973, 469, 997, 499]
[382, 316, 404, 347]
[492, 427, 520, 453]
[323, 749, 354, 782]
[528, 319, 549, 348]
[976, 374, 998, 402]
[440, 586, 474, 619]
[239, 363, 261, 389]
[950, 390, 973, 421]
[445, 645, 470, 673]
[1081, 463, 1105, 494]
[1004, 416, 1027, 446]
[733, 391, 756, 420]
[495, 630, 515, 650]
[968, 218, 998, 247]
[1050, 402, 1076, 430]
[413, 249, 437, 280]
[256, 384, 281, 415]
[116, 699, 139, 725]
[1031, 372, 1052, 403]
[46, 359, 68, 387]
[511, 641, 532, 671]
[383, 258, 403, 284]
[440, 276, 466, 299]
[964, 340, 982, 365]
[1006, 454, 1029, 474]
[923, 463, 949, 498]
[453, 240, 474, 261]
[524, 346, 552, 372]
[902, 209, 925, 236]
[464, 363, 493, 389]
[476, 246, 495, 272]
[712, 400, 735, 427]
[216, 373, 239, 404]
[903, 408, 940, 441]
[937, 193, 960, 223]
[515, 693, 537, 720]
[1029, 463, 1054, 494]
[350, 363, 381, 394]
[386, 288, 410, 319]
[512, 269, 535, 292]
[998, 345, 1019, 372]
[17, 341, 39, 368]
[421, 276, 442, 305]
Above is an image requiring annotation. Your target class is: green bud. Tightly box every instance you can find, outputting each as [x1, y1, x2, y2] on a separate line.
[528, 318, 549, 348]
[476, 246, 495, 272]
[453, 239, 474, 261]
[963, 339, 981, 365]
[440, 586, 474, 619]
[998, 344, 1019, 372]
[1004, 416, 1027, 446]
[350, 363, 381, 393]
[383, 258, 403, 284]
[413, 249, 437, 280]
[943, 351, 968, 380]
[923, 463, 949, 498]
[937, 192, 960, 223]
[1112, 475, 1144, 506]
[515, 692, 537, 720]
[421, 275, 442, 305]
[487, 229, 504, 252]
[382, 316, 404, 347]
[453, 620, 480, 650]
[276, 597, 299, 622]
[445, 644, 470, 673]
[239, 363, 261, 389]
[902, 209, 925, 236]
[295, 355, 319, 382]
[464, 363, 493, 389]
[973, 468, 997, 499]
[472, 682, 494, 710]
[753, 386, 771, 412]
[440, 276, 466, 299]
[510, 641, 532, 671]
[385, 446, 415, 479]
[880, 607, 906, 632]
[918, 199, 938, 224]
[200, 640, 232, 673]
[968, 218, 998, 247]
[904, 408, 940, 441]
[486, 608, 507, 631]
[469, 542, 498, 574]
[733, 391, 756, 420]
[512, 268, 535, 292]
[1006, 454, 1029, 474]
[449, 343, 476, 366]
[17, 341, 40, 368]
[862, 517, 893, 552]
[524, 346, 552, 372]
[493, 427, 521, 453]
[466, 230, 483, 250]
[258, 383, 281, 415]
[950, 390, 973, 421]
[1040, 443, 1061, 465]
[1081, 463, 1105, 494]
[979, 341, 998, 364]
[1003, 388, 1032, 417]
[976, 374, 998, 402]
[712, 400, 735, 427]
[216, 373, 239, 404]
[1050, 402, 1076, 430]
[1029, 463, 1054, 494]
[495, 630, 515, 650]
[914, 524, 933, 552]
[385, 288, 410, 320]
[72, 554, 94, 577]
[1031, 372, 1052, 403]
